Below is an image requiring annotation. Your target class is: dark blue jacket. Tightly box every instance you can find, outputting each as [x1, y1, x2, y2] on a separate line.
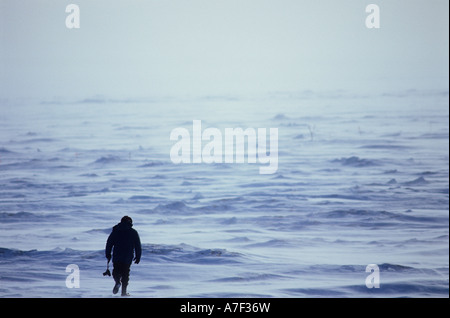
[105, 221, 142, 265]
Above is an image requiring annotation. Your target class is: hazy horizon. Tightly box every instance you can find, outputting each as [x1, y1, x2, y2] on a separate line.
[1, 0, 448, 102]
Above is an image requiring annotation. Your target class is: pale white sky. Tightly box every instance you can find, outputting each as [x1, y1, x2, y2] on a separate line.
[1, 0, 448, 100]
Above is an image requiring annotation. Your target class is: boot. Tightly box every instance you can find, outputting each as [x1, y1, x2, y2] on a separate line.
[112, 280, 121, 295]
[121, 284, 130, 296]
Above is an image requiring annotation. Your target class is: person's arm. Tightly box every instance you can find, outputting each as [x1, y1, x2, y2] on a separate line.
[105, 231, 115, 261]
[133, 231, 142, 264]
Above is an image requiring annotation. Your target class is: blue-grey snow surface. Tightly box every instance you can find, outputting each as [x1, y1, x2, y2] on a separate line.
[0, 90, 448, 297]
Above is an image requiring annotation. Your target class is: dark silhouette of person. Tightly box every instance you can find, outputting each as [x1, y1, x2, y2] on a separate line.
[105, 216, 141, 296]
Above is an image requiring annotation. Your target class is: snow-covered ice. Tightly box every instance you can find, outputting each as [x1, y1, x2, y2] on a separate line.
[0, 90, 448, 297]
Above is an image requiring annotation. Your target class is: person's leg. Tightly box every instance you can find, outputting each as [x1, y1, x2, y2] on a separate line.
[112, 263, 124, 294]
[120, 264, 131, 296]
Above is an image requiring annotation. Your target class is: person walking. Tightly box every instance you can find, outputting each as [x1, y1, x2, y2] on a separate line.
[105, 216, 142, 296]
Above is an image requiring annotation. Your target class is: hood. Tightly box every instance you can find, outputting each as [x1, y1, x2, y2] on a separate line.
[113, 221, 133, 232]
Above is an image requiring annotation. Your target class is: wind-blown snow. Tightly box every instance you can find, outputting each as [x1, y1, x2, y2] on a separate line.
[0, 90, 448, 297]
